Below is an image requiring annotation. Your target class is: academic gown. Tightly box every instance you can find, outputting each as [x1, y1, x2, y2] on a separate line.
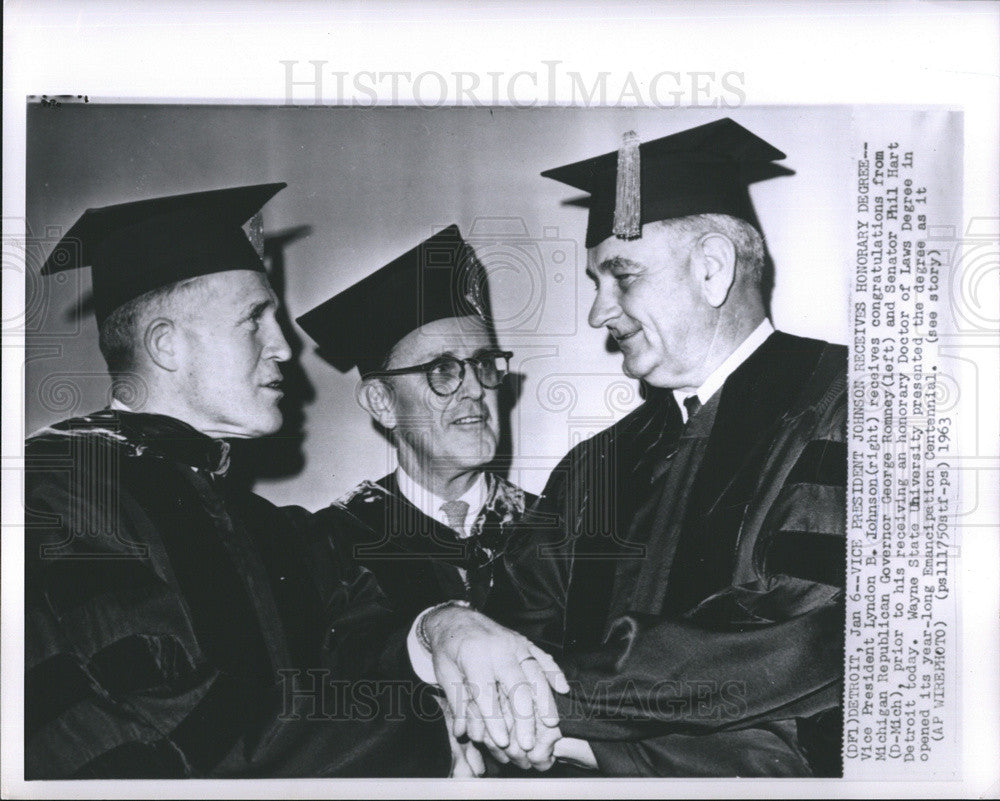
[490, 332, 848, 777]
[318, 472, 535, 620]
[24, 410, 449, 779]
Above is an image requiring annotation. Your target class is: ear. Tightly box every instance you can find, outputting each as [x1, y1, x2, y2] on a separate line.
[357, 378, 397, 429]
[143, 317, 180, 372]
[694, 232, 737, 308]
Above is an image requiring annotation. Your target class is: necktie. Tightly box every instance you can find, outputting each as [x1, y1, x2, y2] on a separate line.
[441, 499, 494, 607]
[440, 499, 470, 537]
[683, 394, 702, 422]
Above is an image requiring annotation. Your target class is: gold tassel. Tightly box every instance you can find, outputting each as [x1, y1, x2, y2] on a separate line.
[613, 130, 641, 240]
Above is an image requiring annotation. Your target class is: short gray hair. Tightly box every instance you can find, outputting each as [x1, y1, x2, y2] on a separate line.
[98, 277, 201, 380]
[652, 214, 766, 287]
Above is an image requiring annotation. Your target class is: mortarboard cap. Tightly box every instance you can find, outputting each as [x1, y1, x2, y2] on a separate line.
[41, 182, 286, 325]
[296, 225, 493, 377]
[541, 118, 789, 247]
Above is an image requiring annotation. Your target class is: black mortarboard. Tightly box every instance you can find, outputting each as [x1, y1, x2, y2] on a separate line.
[296, 225, 493, 377]
[41, 183, 286, 324]
[541, 118, 788, 247]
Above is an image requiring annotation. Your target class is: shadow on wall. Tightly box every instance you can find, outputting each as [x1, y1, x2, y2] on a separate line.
[483, 370, 523, 483]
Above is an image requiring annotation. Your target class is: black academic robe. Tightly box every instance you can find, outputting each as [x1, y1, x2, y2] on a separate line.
[317, 472, 534, 621]
[491, 332, 847, 777]
[24, 410, 449, 779]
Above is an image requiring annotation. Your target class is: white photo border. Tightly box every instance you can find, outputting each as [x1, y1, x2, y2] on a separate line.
[3, 1, 998, 798]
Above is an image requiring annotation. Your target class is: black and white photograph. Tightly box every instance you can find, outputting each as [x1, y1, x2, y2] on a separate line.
[3, 2, 998, 798]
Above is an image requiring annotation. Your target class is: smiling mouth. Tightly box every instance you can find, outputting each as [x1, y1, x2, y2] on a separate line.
[261, 380, 284, 393]
[613, 330, 641, 343]
[452, 414, 487, 426]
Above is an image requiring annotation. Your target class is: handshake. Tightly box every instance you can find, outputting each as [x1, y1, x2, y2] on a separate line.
[412, 602, 595, 777]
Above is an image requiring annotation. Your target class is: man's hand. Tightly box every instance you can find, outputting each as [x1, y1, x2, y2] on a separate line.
[437, 697, 486, 778]
[552, 737, 599, 770]
[439, 694, 560, 775]
[451, 738, 487, 778]
[476, 714, 562, 772]
[421, 605, 569, 753]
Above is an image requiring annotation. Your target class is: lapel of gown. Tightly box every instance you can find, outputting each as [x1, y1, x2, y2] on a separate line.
[626, 332, 826, 616]
[349, 473, 468, 561]
[614, 390, 718, 618]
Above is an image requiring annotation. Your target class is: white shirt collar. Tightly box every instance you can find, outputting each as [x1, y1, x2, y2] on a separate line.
[672, 319, 775, 423]
[394, 466, 488, 537]
[109, 397, 133, 412]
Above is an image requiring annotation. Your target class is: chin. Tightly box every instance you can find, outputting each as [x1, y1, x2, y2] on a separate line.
[453, 443, 497, 471]
[258, 416, 284, 436]
[235, 412, 284, 438]
[641, 367, 684, 390]
[621, 357, 648, 381]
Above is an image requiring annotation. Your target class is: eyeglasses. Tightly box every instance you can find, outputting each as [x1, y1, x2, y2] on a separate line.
[366, 350, 514, 397]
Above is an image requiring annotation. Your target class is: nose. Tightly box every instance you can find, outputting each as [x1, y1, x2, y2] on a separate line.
[588, 284, 620, 330]
[266, 319, 293, 363]
[457, 360, 486, 400]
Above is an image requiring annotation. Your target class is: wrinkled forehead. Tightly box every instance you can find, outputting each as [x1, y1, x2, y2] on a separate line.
[586, 223, 693, 275]
[387, 315, 495, 366]
[183, 269, 277, 316]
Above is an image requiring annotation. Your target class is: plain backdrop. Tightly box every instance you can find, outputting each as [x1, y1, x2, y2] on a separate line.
[25, 105, 851, 508]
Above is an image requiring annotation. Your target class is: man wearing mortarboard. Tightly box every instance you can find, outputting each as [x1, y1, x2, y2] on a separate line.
[448, 119, 849, 776]
[298, 226, 536, 623]
[23, 184, 452, 778]
[298, 227, 574, 775]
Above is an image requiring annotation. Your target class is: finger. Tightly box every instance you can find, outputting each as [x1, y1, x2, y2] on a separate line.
[505, 676, 542, 752]
[464, 742, 486, 776]
[465, 698, 487, 744]
[434, 658, 469, 739]
[526, 724, 562, 771]
[451, 753, 475, 779]
[478, 678, 513, 750]
[498, 740, 531, 771]
[526, 748, 555, 772]
[498, 682, 517, 737]
[483, 738, 510, 764]
[452, 652, 510, 748]
[435, 694, 455, 729]
[496, 666, 538, 752]
[529, 753, 555, 772]
[519, 656, 561, 728]
[527, 643, 570, 694]
[497, 691, 532, 770]
[507, 747, 533, 771]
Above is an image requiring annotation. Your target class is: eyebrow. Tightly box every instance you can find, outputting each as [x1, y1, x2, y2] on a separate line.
[242, 298, 275, 321]
[586, 256, 642, 280]
[413, 347, 499, 364]
[407, 349, 457, 364]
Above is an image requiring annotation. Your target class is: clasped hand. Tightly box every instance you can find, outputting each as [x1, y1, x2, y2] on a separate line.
[422, 605, 569, 772]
